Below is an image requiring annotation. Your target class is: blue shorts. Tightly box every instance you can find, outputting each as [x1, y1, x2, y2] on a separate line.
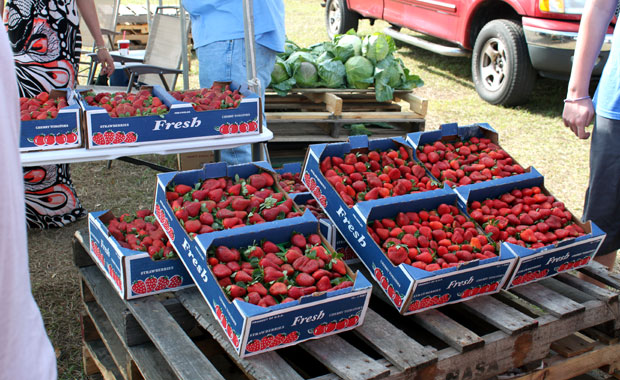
[583, 114, 620, 256]
[195, 40, 276, 165]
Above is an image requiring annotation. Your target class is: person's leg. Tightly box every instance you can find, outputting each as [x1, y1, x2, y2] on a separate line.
[196, 41, 249, 165]
[579, 114, 620, 284]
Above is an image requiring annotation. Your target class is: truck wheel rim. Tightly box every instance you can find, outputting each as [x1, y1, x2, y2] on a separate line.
[328, 1, 342, 35]
[479, 37, 507, 92]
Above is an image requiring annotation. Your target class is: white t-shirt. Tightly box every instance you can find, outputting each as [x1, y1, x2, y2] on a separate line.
[0, 28, 57, 380]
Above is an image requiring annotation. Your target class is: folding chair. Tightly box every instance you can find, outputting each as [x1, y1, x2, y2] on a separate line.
[122, 7, 188, 92]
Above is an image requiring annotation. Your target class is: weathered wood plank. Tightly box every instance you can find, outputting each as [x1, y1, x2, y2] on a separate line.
[539, 276, 599, 304]
[176, 288, 304, 380]
[354, 308, 437, 372]
[510, 282, 586, 318]
[127, 296, 225, 380]
[394, 92, 428, 117]
[459, 296, 538, 335]
[304, 92, 343, 115]
[73, 230, 95, 268]
[411, 309, 484, 352]
[578, 262, 620, 290]
[83, 339, 124, 380]
[512, 342, 620, 380]
[80, 265, 150, 346]
[82, 271, 179, 380]
[83, 301, 132, 379]
[301, 334, 390, 380]
[550, 333, 596, 358]
[266, 112, 424, 121]
[555, 272, 619, 303]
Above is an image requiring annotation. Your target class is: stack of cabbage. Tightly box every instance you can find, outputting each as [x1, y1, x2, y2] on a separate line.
[270, 31, 423, 102]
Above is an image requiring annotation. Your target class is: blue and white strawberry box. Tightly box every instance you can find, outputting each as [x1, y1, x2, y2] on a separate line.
[406, 122, 531, 188]
[302, 138, 517, 314]
[153, 173, 372, 357]
[454, 168, 605, 289]
[82, 82, 260, 149]
[88, 210, 193, 299]
[20, 89, 82, 152]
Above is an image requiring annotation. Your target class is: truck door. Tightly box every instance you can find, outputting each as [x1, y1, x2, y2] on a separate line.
[348, 0, 385, 19]
[383, 0, 462, 43]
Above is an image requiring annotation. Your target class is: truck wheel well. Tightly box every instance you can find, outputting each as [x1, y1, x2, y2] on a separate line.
[468, 1, 521, 49]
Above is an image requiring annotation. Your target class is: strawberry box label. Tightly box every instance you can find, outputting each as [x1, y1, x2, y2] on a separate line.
[88, 210, 193, 299]
[454, 169, 606, 289]
[302, 137, 517, 314]
[82, 83, 260, 149]
[20, 89, 82, 152]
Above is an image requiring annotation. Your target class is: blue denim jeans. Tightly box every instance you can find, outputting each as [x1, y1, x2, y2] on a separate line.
[196, 39, 276, 165]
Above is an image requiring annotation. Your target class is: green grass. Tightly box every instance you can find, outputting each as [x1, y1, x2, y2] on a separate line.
[31, 0, 607, 378]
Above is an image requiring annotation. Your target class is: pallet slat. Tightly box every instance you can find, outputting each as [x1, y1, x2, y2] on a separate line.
[83, 339, 124, 380]
[578, 262, 620, 289]
[301, 334, 390, 380]
[410, 309, 484, 352]
[555, 272, 619, 303]
[459, 296, 538, 335]
[354, 308, 437, 372]
[127, 296, 225, 380]
[80, 265, 150, 346]
[510, 282, 586, 319]
[176, 288, 304, 380]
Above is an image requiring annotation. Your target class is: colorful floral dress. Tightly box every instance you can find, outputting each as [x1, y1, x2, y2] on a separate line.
[5, 0, 85, 228]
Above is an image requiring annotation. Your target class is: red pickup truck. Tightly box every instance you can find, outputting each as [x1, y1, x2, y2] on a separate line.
[323, 0, 614, 106]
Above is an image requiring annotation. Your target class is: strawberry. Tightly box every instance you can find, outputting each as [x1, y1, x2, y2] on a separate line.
[269, 282, 288, 296]
[316, 276, 332, 292]
[212, 264, 232, 279]
[228, 284, 246, 298]
[296, 272, 315, 286]
[184, 219, 202, 233]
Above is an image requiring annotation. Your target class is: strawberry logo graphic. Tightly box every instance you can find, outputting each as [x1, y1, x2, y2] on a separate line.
[112, 131, 125, 144]
[232, 334, 239, 348]
[283, 331, 299, 344]
[248, 120, 258, 132]
[92, 132, 105, 145]
[124, 131, 138, 143]
[155, 276, 169, 291]
[246, 340, 261, 352]
[260, 335, 275, 350]
[145, 276, 158, 292]
[103, 130, 115, 145]
[168, 274, 182, 288]
[239, 122, 249, 133]
[229, 123, 239, 133]
[132, 280, 147, 294]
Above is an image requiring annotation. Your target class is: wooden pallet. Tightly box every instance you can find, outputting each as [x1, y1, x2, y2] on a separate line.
[73, 230, 620, 380]
[265, 88, 427, 145]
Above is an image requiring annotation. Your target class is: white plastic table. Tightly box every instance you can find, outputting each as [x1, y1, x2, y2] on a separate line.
[20, 127, 273, 168]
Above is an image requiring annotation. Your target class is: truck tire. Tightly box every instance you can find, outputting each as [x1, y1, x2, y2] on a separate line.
[472, 19, 536, 106]
[326, 0, 359, 40]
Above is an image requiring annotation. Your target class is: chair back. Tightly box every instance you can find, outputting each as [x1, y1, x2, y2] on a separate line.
[140, 10, 188, 89]
[80, 0, 120, 49]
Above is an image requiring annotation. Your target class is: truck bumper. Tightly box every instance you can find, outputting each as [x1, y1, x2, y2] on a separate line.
[522, 17, 613, 80]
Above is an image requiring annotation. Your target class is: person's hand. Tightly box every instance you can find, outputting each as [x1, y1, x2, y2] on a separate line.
[97, 47, 115, 77]
[562, 97, 594, 139]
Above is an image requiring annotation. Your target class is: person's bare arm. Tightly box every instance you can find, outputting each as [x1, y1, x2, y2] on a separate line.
[76, 0, 115, 76]
[562, 0, 617, 139]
